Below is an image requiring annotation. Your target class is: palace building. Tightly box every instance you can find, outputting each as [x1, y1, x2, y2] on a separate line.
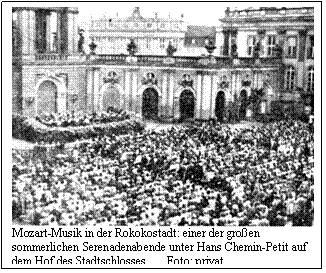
[12, 6, 314, 120]
[88, 7, 186, 55]
[220, 6, 314, 113]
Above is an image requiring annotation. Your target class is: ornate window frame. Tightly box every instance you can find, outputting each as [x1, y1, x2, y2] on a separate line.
[285, 65, 295, 91]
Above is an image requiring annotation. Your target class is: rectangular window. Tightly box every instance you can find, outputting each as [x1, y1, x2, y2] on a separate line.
[290, 71, 295, 90]
[147, 23, 152, 28]
[267, 35, 276, 56]
[247, 36, 256, 56]
[285, 67, 295, 91]
[106, 21, 113, 28]
[146, 38, 151, 49]
[160, 38, 165, 49]
[307, 36, 314, 59]
[307, 68, 314, 92]
[287, 37, 297, 58]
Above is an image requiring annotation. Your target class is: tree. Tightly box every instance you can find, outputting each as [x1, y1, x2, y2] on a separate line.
[127, 39, 137, 56]
[166, 42, 177, 57]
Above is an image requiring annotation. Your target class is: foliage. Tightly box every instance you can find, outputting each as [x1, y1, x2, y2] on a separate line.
[127, 39, 137, 56]
[166, 42, 177, 57]
[270, 101, 306, 120]
[12, 114, 145, 143]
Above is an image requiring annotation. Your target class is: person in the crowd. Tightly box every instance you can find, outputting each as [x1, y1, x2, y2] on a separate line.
[12, 120, 314, 226]
[36, 108, 130, 127]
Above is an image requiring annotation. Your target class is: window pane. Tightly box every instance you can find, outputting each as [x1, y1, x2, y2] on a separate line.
[288, 37, 296, 46]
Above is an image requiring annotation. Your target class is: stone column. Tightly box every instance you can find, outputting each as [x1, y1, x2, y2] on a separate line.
[124, 70, 131, 112]
[298, 29, 307, 62]
[29, 10, 36, 54]
[18, 10, 35, 55]
[235, 71, 241, 94]
[161, 73, 168, 116]
[67, 12, 75, 54]
[211, 74, 218, 117]
[201, 73, 212, 119]
[46, 13, 51, 52]
[209, 74, 214, 118]
[73, 13, 78, 53]
[195, 72, 203, 119]
[131, 72, 138, 114]
[93, 68, 100, 112]
[168, 73, 174, 117]
[86, 68, 94, 112]
[56, 11, 62, 53]
[61, 10, 68, 53]
[230, 71, 236, 98]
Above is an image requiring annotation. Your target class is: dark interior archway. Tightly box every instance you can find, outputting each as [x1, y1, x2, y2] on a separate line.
[142, 88, 159, 119]
[37, 80, 58, 115]
[239, 90, 248, 120]
[179, 89, 195, 120]
[215, 91, 225, 122]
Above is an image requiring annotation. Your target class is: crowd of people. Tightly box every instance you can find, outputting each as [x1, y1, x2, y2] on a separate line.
[36, 108, 130, 127]
[12, 120, 314, 226]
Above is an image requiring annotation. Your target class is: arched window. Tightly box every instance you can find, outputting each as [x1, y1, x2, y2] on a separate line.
[146, 72, 155, 80]
[182, 74, 192, 81]
[107, 71, 117, 78]
[286, 36, 297, 58]
[307, 67, 314, 92]
[141, 72, 157, 85]
[285, 66, 295, 91]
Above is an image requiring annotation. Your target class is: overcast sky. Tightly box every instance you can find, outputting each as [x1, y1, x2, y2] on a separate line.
[76, 2, 314, 27]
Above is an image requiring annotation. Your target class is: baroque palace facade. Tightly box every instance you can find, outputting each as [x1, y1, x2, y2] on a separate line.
[88, 7, 186, 55]
[12, 6, 314, 120]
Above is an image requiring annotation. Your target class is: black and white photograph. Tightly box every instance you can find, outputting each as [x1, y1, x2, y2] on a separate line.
[11, 2, 315, 227]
